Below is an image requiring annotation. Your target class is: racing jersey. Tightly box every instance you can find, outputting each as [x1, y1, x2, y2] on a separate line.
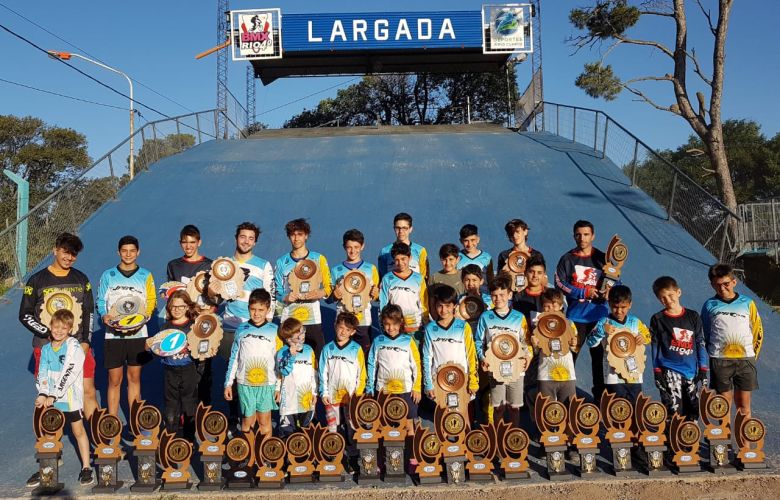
[36, 337, 85, 412]
[536, 319, 578, 382]
[274, 251, 332, 325]
[457, 250, 494, 275]
[701, 294, 763, 359]
[276, 344, 318, 416]
[587, 314, 651, 384]
[379, 270, 427, 332]
[513, 288, 544, 327]
[318, 340, 366, 405]
[366, 333, 421, 394]
[555, 248, 609, 324]
[422, 318, 479, 393]
[378, 241, 428, 279]
[166, 255, 212, 283]
[225, 320, 282, 388]
[474, 308, 532, 362]
[97, 265, 156, 339]
[649, 308, 708, 379]
[497, 247, 544, 274]
[19, 266, 94, 348]
[222, 254, 275, 329]
[330, 260, 379, 327]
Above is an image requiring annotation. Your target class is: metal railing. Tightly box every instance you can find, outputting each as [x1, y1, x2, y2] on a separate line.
[737, 200, 780, 263]
[0, 108, 245, 292]
[518, 101, 740, 264]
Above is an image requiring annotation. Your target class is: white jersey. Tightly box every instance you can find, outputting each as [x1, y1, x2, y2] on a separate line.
[276, 344, 318, 416]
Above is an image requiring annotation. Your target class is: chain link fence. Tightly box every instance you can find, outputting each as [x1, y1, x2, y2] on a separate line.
[737, 201, 780, 263]
[0, 108, 245, 294]
[519, 101, 740, 264]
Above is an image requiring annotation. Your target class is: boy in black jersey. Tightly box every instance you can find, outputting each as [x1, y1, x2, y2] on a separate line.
[513, 255, 547, 326]
[649, 276, 708, 419]
[497, 218, 544, 272]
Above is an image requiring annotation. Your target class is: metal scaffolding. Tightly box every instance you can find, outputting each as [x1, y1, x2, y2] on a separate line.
[246, 65, 256, 128]
[216, 0, 229, 139]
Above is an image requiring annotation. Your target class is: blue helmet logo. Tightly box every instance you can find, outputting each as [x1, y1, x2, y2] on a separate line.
[494, 11, 520, 36]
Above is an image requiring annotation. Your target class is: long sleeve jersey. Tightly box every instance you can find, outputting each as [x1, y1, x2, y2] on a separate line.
[36, 337, 85, 412]
[513, 288, 544, 327]
[380, 270, 428, 332]
[587, 314, 651, 384]
[274, 251, 332, 326]
[555, 248, 610, 324]
[474, 308, 532, 362]
[422, 318, 479, 393]
[457, 250, 494, 277]
[497, 247, 544, 275]
[536, 320, 579, 382]
[276, 344, 318, 416]
[701, 294, 763, 359]
[96, 266, 156, 339]
[649, 308, 708, 379]
[329, 260, 379, 327]
[222, 255, 275, 329]
[225, 320, 282, 388]
[366, 333, 421, 394]
[166, 255, 213, 282]
[378, 241, 428, 279]
[318, 340, 366, 404]
[19, 267, 94, 348]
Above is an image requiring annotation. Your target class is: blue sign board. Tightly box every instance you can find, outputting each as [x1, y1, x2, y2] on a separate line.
[282, 11, 483, 52]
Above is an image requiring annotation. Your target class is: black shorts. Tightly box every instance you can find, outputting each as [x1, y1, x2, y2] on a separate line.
[104, 337, 152, 369]
[63, 409, 84, 424]
[397, 392, 419, 420]
[710, 358, 758, 392]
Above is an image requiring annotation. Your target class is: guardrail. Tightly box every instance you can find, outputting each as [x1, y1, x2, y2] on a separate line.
[518, 101, 740, 264]
[0, 108, 245, 292]
[737, 200, 780, 263]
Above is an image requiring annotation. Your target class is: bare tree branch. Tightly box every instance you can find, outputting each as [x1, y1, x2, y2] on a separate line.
[687, 48, 713, 86]
[639, 10, 674, 17]
[625, 75, 674, 84]
[614, 34, 675, 58]
[622, 84, 681, 115]
[695, 0, 718, 35]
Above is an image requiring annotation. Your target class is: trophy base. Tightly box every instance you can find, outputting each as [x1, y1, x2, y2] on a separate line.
[502, 470, 532, 480]
[257, 478, 285, 489]
[673, 464, 702, 474]
[576, 449, 602, 476]
[226, 479, 255, 488]
[705, 440, 737, 473]
[443, 458, 466, 485]
[646, 467, 673, 477]
[610, 444, 639, 477]
[288, 474, 314, 484]
[318, 473, 345, 483]
[162, 480, 192, 490]
[418, 474, 444, 485]
[705, 463, 739, 474]
[31, 483, 64, 496]
[130, 480, 161, 492]
[92, 480, 124, 494]
[382, 472, 407, 483]
[197, 479, 226, 491]
[737, 461, 768, 471]
[643, 446, 672, 476]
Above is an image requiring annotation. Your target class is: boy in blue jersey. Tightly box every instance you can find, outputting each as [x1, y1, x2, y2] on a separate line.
[276, 318, 318, 436]
[457, 224, 494, 285]
[423, 285, 479, 409]
[319, 312, 366, 456]
[379, 242, 428, 339]
[476, 274, 532, 426]
[702, 264, 763, 416]
[586, 285, 651, 403]
[330, 229, 379, 354]
[224, 289, 282, 437]
[97, 235, 156, 417]
[650, 276, 708, 420]
[35, 309, 94, 485]
[378, 212, 429, 280]
[274, 218, 332, 358]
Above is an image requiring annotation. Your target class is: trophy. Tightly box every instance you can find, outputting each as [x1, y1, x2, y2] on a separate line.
[286, 428, 315, 483]
[159, 281, 185, 300]
[341, 270, 371, 313]
[600, 393, 637, 476]
[495, 420, 530, 479]
[412, 423, 443, 484]
[458, 295, 486, 322]
[533, 311, 573, 358]
[505, 250, 530, 291]
[606, 329, 645, 383]
[89, 408, 123, 493]
[288, 258, 322, 296]
[699, 389, 736, 473]
[535, 394, 571, 479]
[734, 410, 766, 470]
[634, 394, 671, 476]
[599, 235, 628, 294]
[158, 429, 193, 489]
[208, 258, 245, 301]
[255, 434, 286, 488]
[379, 393, 409, 482]
[567, 396, 601, 475]
[433, 363, 470, 414]
[485, 333, 528, 384]
[434, 406, 469, 484]
[107, 294, 148, 331]
[129, 400, 161, 492]
[348, 394, 382, 484]
[148, 328, 188, 357]
[32, 406, 65, 496]
[313, 423, 346, 482]
[195, 402, 228, 490]
[668, 413, 701, 473]
[186, 270, 210, 306]
[188, 313, 224, 361]
[39, 290, 82, 335]
[225, 432, 256, 488]
[465, 424, 497, 481]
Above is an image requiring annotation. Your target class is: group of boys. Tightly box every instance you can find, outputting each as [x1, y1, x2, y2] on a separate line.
[19, 213, 764, 487]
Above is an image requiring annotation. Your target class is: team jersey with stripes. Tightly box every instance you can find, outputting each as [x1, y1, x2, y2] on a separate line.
[378, 241, 428, 278]
[422, 318, 479, 393]
[330, 260, 379, 326]
[97, 266, 156, 339]
[379, 270, 427, 332]
[276, 344, 318, 416]
[457, 249, 493, 274]
[36, 337, 85, 412]
[701, 294, 763, 359]
[222, 255, 275, 329]
[555, 248, 610, 324]
[274, 251, 332, 326]
[366, 333, 421, 394]
[225, 320, 283, 388]
[318, 340, 366, 405]
[474, 308, 532, 362]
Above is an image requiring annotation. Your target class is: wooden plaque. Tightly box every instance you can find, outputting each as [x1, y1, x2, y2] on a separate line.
[458, 295, 486, 321]
[668, 413, 701, 471]
[379, 393, 409, 443]
[495, 420, 530, 477]
[39, 290, 82, 335]
[159, 429, 193, 488]
[313, 423, 346, 481]
[340, 270, 371, 313]
[599, 234, 628, 294]
[485, 333, 528, 383]
[600, 392, 634, 444]
[130, 399, 161, 451]
[734, 410, 766, 467]
[606, 329, 645, 383]
[412, 423, 443, 483]
[255, 434, 286, 487]
[225, 432, 256, 487]
[533, 311, 572, 357]
[195, 402, 228, 456]
[505, 250, 530, 292]
[434, 405, 468, 459]
[535, 393, 569, 448]
[634, 393, 667, 448]
[465, 423, 498, 480]
[188, 312, 224, 360]
[286, 428, 315, 482]
[700, 388, 731, 441]
[208, 257, 245, 301]
[288, 258, 322, 296]
[348, 393, 381, 444]
[34, 406, 65, 455]
[433, 362, 470, 413]
[567, 396, 601, 474]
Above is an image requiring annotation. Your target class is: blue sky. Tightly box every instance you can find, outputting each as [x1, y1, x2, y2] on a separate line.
[1, 0, 778, 162]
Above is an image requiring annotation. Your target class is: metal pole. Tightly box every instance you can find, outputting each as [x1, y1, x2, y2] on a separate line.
[602, 118, 609, 159]
[772, 200, 779, 264]
[719, 214, 730, 263]
[593, 113, 599, 151]
[572, 108, 577, 142]
[3, 170, 29, 279]
[631, 140, 639, 186]
[667, 173, 678, 220]
[196, 113, 203, 144]
[467, 96, 471, 124]
[176, 118, 181, 135]
[556, 105, 559, 136]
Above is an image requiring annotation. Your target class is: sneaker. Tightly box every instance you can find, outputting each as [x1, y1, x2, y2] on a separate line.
[26, 471, 40, 488]
[79, 468, 95, 486]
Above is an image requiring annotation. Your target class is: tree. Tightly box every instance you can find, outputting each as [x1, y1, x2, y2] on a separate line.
[568, 0, 739, 219]
[130, 133, 196, 174]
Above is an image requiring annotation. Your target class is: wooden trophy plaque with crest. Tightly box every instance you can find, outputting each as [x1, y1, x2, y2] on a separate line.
[129, 399, 162, 492]
[32, 406, 65, 496]
[567, 396, 601, 475]
[195, 402, 228, 490]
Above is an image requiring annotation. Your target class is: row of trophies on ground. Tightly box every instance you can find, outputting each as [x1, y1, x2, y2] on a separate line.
[32, 383, 765, 493]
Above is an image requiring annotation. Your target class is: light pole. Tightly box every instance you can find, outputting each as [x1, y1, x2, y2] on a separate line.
[47, 51, 136, 179]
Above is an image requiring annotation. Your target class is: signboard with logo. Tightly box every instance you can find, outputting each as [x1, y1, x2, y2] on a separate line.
[230, 8, 283, 61]
[482, 4, 533, 54]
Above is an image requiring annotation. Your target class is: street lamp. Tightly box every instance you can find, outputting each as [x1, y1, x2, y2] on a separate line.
[47, 50, 136, 179]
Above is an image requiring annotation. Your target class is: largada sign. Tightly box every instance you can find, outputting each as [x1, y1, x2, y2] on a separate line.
[229, 4, 532, 61]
